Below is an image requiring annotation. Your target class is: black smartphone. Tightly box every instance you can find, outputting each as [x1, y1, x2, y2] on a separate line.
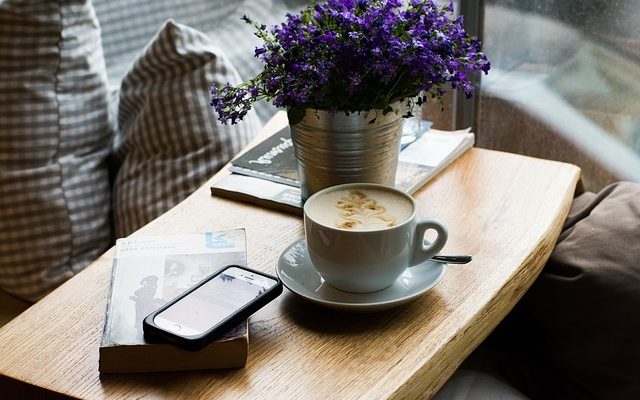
[143, 265, 282, 351]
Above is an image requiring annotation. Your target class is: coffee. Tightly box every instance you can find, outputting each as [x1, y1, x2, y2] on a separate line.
[304, 183, 448, 293]
[306, 187, 413, 231]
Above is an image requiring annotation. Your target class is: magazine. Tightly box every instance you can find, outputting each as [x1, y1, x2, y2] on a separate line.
[99, 230, 249, 373]
[228, 126, 299, 187]
[212, 125, 474, 215]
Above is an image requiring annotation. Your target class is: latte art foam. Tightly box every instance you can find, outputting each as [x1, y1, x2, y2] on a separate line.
[307, 188, 413, 231]
[335, 191, 396, 229]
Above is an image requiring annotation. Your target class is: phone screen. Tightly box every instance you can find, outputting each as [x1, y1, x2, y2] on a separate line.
[153, 266, 278, 336]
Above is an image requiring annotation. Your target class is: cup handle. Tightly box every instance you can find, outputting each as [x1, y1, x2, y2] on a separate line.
[410, 220, 448, 267]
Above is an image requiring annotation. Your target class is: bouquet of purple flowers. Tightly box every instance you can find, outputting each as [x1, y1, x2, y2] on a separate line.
[210, 0, 490, 125]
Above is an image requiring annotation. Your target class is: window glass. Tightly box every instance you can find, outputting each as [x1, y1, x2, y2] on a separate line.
[477, 0, 640, 189]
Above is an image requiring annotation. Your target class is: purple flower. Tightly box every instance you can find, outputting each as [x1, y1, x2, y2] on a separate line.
[211, 0, 490, 125]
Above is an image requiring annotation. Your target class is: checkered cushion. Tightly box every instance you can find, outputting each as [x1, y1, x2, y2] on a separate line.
[0, 0, 112, 301]
[113, 20, 260, 237]
[93, 0, 304, 123]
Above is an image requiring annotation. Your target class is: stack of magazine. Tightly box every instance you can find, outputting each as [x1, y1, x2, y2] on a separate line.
[211, 119, 474, 214]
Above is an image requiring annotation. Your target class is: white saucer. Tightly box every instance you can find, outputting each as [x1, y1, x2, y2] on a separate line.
[276, 238, 446, 312]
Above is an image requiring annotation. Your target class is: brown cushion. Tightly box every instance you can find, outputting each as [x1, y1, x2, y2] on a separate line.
[490, 182, 640, 400]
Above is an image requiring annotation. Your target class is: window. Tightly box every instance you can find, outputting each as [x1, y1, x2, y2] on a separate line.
[445, 1, 640, 190]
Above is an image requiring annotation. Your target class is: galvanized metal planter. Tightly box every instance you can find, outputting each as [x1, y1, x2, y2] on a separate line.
[290, 102, 404, 201]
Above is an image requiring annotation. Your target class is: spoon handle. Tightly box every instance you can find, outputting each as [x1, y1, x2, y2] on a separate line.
[431, 255, 472, 264]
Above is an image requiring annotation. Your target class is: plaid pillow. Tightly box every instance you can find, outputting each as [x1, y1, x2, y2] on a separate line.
[0, 0, 112, 301]
[113, 20, 260, 237]
[93, 0, 303, 123]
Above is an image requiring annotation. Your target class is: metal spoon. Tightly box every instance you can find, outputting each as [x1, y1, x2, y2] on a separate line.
[431, 255, 472, 264]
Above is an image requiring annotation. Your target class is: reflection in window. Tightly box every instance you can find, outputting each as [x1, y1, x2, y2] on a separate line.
[476, 0, 640, 190]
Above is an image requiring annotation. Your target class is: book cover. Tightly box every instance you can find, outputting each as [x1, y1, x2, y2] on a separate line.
[99, 230, 249, 373]
[211, 128, 474, 214]
[229, 126, 299, 187]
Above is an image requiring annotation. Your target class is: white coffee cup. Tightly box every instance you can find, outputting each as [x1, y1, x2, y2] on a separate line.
[303, 183, 448, 293]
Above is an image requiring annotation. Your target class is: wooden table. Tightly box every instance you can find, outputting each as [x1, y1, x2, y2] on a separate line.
[0, 114, 580, 399]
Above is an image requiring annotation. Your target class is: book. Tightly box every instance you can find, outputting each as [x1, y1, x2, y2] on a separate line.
[228, 126, 298, 187]
[99, 230, 249, 373]
[211, 124, 474, 215]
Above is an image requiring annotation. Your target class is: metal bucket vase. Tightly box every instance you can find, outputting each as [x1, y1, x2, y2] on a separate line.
[290, 103, 404, 202]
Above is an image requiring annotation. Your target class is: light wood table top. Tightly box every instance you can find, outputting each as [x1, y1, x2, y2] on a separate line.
[0, 113, 580, 399]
